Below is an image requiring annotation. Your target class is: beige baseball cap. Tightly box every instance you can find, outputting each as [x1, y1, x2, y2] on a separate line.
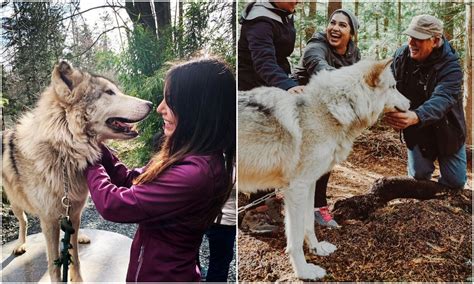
[403, 14, 443, 40]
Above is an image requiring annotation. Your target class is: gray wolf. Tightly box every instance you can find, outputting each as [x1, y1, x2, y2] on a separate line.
[238, 58, 410, 279]
[2, 61, 152, 282]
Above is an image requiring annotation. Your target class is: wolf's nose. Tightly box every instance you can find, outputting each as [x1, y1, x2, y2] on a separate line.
[146, 101, 153, 111]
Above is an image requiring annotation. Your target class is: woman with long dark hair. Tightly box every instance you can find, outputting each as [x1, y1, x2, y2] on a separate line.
[85, 58, 235, 282]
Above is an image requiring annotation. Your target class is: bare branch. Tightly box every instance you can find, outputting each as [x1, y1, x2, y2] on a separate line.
[1, 0, 9, 9]
[60, 4, 125, 22]
[69, 25, 129, 59]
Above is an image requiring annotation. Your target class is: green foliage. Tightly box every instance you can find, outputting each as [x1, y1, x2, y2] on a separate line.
[113, 26, 172, 165]
[117, 2, 236, 165]
[3, 2, 67, 120]
[181, 2, 211, 55]
[93, 50, 121, 75]
[0, 98, 8, 108]
[286, 1, 467, 65]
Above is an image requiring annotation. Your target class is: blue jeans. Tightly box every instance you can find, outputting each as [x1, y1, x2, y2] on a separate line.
[407, 144, 467, 189]
[205, 224, 236, 282]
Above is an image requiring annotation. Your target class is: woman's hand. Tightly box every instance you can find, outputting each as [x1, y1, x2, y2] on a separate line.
[288, 85, 305, 94]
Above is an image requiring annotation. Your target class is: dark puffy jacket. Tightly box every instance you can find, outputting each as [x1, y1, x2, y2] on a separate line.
[392, 38, 466, 158]
[238, 1, 297, 91]
[86, 147, 227, 282]
[292, 32, 360, 85]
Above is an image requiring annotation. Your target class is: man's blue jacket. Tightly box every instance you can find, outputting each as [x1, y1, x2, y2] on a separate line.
[391, 38, 466, 158]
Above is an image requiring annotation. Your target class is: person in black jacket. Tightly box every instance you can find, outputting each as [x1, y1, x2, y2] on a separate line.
[238, 0, 303, 93]
[292, 9, 360, 228]
[238, 0, 302, 234]
[384, 14, 467, 189]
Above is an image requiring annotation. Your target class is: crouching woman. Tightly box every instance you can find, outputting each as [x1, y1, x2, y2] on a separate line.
[85, 58, 236, 282]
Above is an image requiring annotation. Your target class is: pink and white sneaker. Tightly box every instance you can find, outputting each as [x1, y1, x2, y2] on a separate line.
[314, 206, 340, 228]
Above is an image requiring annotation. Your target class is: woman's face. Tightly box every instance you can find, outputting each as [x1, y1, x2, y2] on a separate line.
[326, 13, 352, 54]
[157, 98, 177, 137]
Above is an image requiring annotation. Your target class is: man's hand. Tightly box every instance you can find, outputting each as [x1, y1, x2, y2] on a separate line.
[288, 85, 305, 94]
[383, 110, 420, 130]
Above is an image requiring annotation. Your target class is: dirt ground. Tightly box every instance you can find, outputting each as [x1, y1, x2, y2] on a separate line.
[237, 125, 473, 282]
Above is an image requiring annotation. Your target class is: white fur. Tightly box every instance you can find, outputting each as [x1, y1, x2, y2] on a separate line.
[238, 59, 410, 279]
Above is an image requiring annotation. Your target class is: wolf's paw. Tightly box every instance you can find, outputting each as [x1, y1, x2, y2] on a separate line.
[78, 234, 90, 244]
[69, 266, 83, 282]
[314, 241, 337, 256]
[70, 274, 83, 282]
[295, 263, 326, 280]
[13, 244, 26, 255]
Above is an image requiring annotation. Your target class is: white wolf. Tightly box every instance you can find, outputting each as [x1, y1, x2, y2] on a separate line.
[2, 61, 152, 282]
[238, 58, 410, 279]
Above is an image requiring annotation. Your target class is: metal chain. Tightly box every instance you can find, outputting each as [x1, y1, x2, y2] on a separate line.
[237, 191, 278, 214]
[61, 163, 71, 219]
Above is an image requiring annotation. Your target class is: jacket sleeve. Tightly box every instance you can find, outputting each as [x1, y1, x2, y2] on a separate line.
[86, 158, 211, 224]
[413, 64, 463, 127]
[302, 42, 335, 76]
[245, 21, 297, 90]
[98, 144, 142, 187]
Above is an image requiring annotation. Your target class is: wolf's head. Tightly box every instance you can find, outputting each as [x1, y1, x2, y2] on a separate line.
[313, 58, 410, 128]
[50, 60, 153, 141]
[363, 58, 410, 114]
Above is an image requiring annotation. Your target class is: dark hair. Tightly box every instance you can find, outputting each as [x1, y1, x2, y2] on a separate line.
[163, 57, 235, 158]
[134, 57, 236, 226]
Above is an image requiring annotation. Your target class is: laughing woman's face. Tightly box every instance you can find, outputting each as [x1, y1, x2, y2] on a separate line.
[157, 98, 177, 137]
[326, 13, 352, 55]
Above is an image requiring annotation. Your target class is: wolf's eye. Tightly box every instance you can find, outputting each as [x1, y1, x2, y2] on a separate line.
[105, 90, 115, 96]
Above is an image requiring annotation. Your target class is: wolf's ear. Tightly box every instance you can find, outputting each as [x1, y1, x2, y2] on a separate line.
[52, 59, 85, 98]
[57, 60, 74, 90]
[364, 58, 393, 88]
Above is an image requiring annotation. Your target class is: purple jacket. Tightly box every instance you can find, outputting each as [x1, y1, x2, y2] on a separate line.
[85, 147, 227, 282]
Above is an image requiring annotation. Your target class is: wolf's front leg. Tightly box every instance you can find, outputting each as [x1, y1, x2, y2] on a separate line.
[304, 181, 319, 250]
[304, 181, 337, 256]
[11, 205, 28, 255]
[69, 212, 84, 282]
[284, 184, 326, 280]
[40, 218, 61, 282]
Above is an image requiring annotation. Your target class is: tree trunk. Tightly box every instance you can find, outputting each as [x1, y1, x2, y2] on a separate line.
[375, 13, 379, 59]
[179, 1, 183, 28]
[232, 0, 236, 46]
[397, 1, 401, 45]
[465, 2, 473, 146]
[305, 1, 317, 41]
[354, 0, 359, 45]
[125, 1, 156, 34]
[382, 3, 389, 58]
[327, 0, 342, 19]
[332, 177, 463, 221]
[154, 1, 171, 38]
[125, 1, 139, 24]
[442, 2, 453, 41]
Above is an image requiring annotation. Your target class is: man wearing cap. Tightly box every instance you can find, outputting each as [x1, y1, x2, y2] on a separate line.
[292, 9, 361, 228]
[384, 14, 467, 189]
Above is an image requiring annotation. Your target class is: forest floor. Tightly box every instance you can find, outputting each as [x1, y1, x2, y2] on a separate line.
[238, 125, 472, 282]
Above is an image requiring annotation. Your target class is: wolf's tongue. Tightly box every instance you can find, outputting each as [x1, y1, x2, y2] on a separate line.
[114, 120, 129, 128]
[113, 120, 132, 132]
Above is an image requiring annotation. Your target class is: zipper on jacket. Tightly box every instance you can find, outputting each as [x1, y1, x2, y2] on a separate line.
[135, 244, 145, 282]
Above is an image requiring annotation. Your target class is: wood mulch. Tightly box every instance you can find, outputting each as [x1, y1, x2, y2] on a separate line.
[238, 125, 473, 282]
